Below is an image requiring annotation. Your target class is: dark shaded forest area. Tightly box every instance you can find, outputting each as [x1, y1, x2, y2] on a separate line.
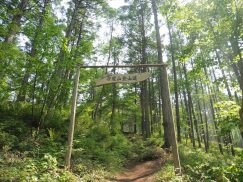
[0, 0, 243, 181]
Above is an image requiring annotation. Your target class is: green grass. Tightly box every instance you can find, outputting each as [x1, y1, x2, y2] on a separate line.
[156, 141, 243, 182]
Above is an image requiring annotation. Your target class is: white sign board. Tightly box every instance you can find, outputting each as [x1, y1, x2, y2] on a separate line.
[96, 72, 150, 86]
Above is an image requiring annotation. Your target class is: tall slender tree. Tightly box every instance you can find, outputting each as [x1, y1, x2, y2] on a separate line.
[151, 0, 181, 174]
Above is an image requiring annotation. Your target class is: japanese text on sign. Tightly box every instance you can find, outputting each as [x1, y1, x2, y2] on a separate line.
[96, 72, 150, 86]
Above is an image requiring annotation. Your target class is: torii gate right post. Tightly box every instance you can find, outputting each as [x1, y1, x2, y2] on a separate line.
[151, 0, 181, 174]
[65, 63, 181, 174]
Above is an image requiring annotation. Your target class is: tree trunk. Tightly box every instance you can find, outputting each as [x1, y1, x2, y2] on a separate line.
[190, 61, 201, 148]
[157, 76, 163, 137]
[166, 15, 181, 143]
[5, 0, 28, 43]
[65, 65, 80, 170]
[139, 2, 151, 138]
[45, 1, 85, 113]
[111, 83, 117, 134]
[229, 3, 243, 138]
[215, 50, 233, 100]
[229, 133, 235, 156]
[93, 22, 114, 120]
[140, 84, 146, 138]
[230, 38, 243, 139]
[193, 80, 202, 148]
[17, 0, 50, 102]
[179, 66, 190, 143]
[183, 63, 195, 148]
[111, 51, 117, 134]
[134, 85, 138, 133]
[151, 0, 181, 174]
[200, 80, 210, 152]
[149, 77, 155, 134]
[197, 97, 207, 152]
[204, 68, 224, 154]
[151, 0, 169, 148]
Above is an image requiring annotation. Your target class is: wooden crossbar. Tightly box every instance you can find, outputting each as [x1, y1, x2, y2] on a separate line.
[79, 64, 166, 68]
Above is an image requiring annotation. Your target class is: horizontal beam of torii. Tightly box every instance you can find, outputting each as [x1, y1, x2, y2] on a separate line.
[79, 63, 167, 68]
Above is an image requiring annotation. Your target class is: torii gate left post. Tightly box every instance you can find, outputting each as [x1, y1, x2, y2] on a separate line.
[64, 64, 181, 174]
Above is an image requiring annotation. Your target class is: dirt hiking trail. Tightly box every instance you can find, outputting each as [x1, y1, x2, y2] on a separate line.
[108, 158, 163, 182]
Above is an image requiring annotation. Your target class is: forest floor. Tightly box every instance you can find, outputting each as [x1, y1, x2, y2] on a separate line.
[107, 158, 163, 182]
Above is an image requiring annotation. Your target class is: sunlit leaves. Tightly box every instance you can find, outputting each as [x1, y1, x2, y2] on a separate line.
[215, 101, 240, 135]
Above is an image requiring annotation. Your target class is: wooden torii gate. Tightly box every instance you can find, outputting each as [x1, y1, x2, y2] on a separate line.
[65, 64, 181, 175]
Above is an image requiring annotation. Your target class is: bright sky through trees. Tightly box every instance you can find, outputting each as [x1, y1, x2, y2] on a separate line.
[109, 0, 126, 8]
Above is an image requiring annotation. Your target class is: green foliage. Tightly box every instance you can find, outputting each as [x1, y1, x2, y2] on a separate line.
[0, 117, 111, 181]
[0, 102, 69, 133]
[0, 118, 28, 150]
[0, 115, 77, 181]
[0, 152, 77, 182]
[179, 144, 243, 181]
[156, 143, 243, 181]
[0, 131, 18, 150]
[73, 123, 132, 170]
[156, 162, 188, 182]
[127, 135, 163, 162]
[215, 101, 241, 135]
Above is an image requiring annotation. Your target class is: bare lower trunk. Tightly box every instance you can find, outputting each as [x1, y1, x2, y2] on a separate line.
[201, 81, 210, 152]
[183, 63, 195, 148]
[151, 0, 181, 174]
[166, 15, 181, 143]
[65, 65, 80, 170]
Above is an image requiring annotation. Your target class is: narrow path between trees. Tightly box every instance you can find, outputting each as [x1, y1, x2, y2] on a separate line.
[107, 158, 163, 182]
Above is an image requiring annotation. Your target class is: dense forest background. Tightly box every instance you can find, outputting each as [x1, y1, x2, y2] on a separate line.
[0, 0, 243, 181]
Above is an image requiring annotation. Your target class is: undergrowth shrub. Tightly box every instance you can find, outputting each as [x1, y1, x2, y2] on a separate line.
[156, 161, 188, 182]
[0, 152, 77, 182]
[0, 102, 69, 132]
[0, 102, 40, 127]
[156, 143, 243, 182]
[179, 144, 243, 181]
[0, 131, 18, 149]
[128, 135, 163, 161]
[72, 127, 164, 180]
[0, 118, 29, 151]
[72, 122, 132, 174]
